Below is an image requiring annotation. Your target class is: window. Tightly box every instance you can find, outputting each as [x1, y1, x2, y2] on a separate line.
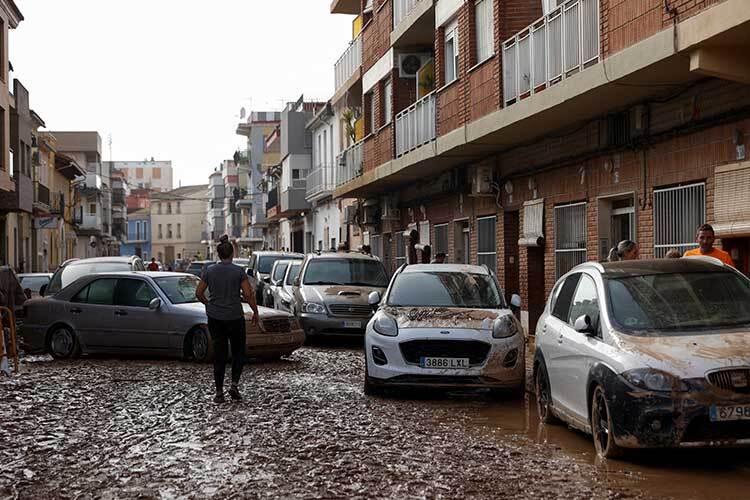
[167, 224, 173, 239]
[292, 169, 300, 179]
[176, 201, 181, 214]
[444, 21, 459, 84]
[72, 278, 117, 305]
[272, 262, 289, 283]
[136, 168, 143, 179]
[0, 109, 5, 170]
[395, 232, 406, 266]
[551, 273, 580, 321]
[475, 0, 494, 64]
[136, 221, 141, 240]
[322, 129, 328, 166]
[157, 202, 162, 215]
[371, 234, 382, 260]
[477, 216, 497, 272]
[114, 279, 158, 308]
[302, 259, 389, 287]
[554, 202, 587, 278]
[383, 79, 392, 125]
[89, 203, 97, 215]
[434, 224, 449, 258]
[367, 92, 376, 134]
[158, 224, 163, 239]
[388, 271, 504, 308]
[177, 223, 182, 239]
[153, 167, 161, 179]
[568, 274, 600, 329]
[653, 183, 705, 258]
[167, 202, 172, 214]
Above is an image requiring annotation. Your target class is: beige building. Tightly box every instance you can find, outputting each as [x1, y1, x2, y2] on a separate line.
[150, 184, 207, 266]
[116, 160, 173, 192]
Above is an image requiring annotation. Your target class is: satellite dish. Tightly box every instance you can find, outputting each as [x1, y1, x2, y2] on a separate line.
[240, 107, 246, 119]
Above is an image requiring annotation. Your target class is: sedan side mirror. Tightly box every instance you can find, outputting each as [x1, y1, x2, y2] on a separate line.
[263, 276, 271, 284]
[574, 314, 596, 336]
[368, 291, 381, 310]
[39, 284, 47, 297]
[148, 297, 162, 310]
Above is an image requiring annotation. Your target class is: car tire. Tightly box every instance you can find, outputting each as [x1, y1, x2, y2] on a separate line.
[47, 325, 81, 359]
[591, 385, 625, 459]
[535, 361, 558, 424]
[363, 362, 384, 397]
[190, 327, 214, 363]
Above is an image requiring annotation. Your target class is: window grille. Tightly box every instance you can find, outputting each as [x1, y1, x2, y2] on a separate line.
[477, 216, 497, 272]
[554, 202, 587, 278]
[434, 224, 449, 258]
[653, 183, 705, 258]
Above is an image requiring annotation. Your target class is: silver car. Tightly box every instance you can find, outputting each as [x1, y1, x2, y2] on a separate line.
[293, 252, 389, 337]
[21, 272, 304, 361]
[266, 259, 296, 310]
[247, 251, 304, 307]
[273, 261, 301, 313]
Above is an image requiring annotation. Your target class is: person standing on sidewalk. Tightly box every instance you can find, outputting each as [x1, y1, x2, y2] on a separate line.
[196, 235, 259, 403]
[683, 224, 735, 267]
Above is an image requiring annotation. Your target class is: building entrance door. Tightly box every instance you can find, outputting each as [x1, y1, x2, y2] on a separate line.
[165, 246, 175, 266]
[504, 211, 520, 302]
[292, 230, 304, 253]
[527, 246, 545, 335]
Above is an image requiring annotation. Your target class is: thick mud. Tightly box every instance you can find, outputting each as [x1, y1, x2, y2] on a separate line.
[1, 345, 748, 498]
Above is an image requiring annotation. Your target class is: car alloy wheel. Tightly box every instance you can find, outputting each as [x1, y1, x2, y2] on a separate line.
[535, 361, 557, 424]
[192, 328, 211, 362]
[591, 385, 624, 459]
[48, 326, 78, 359]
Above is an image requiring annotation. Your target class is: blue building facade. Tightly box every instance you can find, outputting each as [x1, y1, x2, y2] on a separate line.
[120, 208, 151, 260]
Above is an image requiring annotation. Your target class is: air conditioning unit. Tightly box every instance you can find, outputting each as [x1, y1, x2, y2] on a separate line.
[398, 53, 432, 78]
[471, 165, 494, 195]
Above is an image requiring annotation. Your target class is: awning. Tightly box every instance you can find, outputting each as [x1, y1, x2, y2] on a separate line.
[714, 221, 750, 238]
[519, 198, 545, 247]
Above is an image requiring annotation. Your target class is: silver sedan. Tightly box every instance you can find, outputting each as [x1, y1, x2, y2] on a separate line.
[21, 272, 304, 362]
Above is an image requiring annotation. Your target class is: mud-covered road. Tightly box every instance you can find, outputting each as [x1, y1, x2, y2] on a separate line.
[2, 344, 749, 499]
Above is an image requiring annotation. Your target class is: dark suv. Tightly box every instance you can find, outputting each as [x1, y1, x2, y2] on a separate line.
[43, 256, 145, 296]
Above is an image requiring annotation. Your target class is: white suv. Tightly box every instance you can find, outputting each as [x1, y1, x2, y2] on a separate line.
[365, 264, 525, 396]
[534, 257, 750, 458]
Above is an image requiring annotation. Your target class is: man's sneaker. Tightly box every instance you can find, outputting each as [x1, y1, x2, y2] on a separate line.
[213, 391, 225, 403]
[228, 385, 242, 402]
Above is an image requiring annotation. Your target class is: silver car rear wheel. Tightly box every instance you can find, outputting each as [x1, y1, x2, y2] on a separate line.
[48, 326, 78, 359]
[191, 328, 213, 363]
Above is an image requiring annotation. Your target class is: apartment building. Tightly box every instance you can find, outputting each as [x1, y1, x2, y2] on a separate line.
[119, 208, 150, 260]
[150, 184, 208, 266]
[236, 110, 282, 252]
[109, 167, 129, 252]
[0, 0, 22, 267]
[329, 0, 750, 332]
[265, 98, 326, 253]
[115, 159, 173, 192]
[203, 170, 225, 259]
[52, 131, 112, 258]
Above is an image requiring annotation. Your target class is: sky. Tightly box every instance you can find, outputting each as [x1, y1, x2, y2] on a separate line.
[11, 0, 352, 188]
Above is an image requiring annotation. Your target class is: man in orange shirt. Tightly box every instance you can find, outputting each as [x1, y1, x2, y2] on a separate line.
[683, 224, 735, 267]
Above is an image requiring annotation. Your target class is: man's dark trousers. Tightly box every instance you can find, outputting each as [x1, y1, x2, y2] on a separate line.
[207, 317, 246, 389]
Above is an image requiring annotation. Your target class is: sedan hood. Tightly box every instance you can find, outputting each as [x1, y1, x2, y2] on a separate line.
[612, 329, 750, 378]
[382, 306, 506, 330]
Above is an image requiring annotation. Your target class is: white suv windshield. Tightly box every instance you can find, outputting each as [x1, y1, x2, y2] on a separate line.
[303, 259, 388, 287]
[387, 272, 504, 308]
[606, 271, 750, 334]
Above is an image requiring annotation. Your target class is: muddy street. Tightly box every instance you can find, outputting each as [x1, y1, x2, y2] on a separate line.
[2, 344, 749, 499]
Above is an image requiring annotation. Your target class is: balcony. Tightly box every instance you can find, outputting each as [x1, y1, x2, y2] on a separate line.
[392, 0, 434, 48]
[330, 0, 360, 15]
[502, 0, 599, 107]
[334, 34, 362, 92]
[336, 141, 364, 187]
[306, 165, 336, 202]
[395, 91, 436, 158]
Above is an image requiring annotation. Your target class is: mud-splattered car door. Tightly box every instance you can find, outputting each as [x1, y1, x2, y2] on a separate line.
[544, 273, 581, 412]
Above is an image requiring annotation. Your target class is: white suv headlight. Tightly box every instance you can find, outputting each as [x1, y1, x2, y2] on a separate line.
[493, 315, 520, 339]
[302, 302, 326, 314]
[622, 368, 686, 392]
[372, 313, 398, 337]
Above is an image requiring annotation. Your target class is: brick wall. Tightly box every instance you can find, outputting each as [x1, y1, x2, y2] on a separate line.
[601, 0, 728, 57]
[362, 0, 393, 72]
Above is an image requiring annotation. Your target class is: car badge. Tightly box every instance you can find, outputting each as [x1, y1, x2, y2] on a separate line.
[731, 372, 749, 388]
[440, 330, 450, 335]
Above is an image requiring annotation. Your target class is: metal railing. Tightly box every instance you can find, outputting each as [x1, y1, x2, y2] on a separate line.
[336, 141, 364, 187]
[393, 0, 419, 29]
[306, 164, 336, 199]
[334, 34, 362, 90]
[502, 0, 599, 106]
[395, 91, 436, 158]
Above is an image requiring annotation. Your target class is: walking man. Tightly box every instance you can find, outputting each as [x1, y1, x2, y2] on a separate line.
[683, 224, 734, 267]
[196, 235, 259, 403]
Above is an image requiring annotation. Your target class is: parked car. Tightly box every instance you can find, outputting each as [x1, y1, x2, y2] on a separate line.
[185, 260, 215, 277]
[266, 260, 295, 309]
[273, 261, 301, 313]
[247, 251, 304, 306]
[21, 272, 304, 361]
[233, 258, 250, 268]
[534, 257, 750, 458]
[18, 273, 53, 298]
[293, 252, 389, 337]
[43, 256, 145, 296]
[364, 264, 525, 396]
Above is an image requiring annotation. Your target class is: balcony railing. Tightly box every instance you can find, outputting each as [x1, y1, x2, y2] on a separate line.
[502, 0, 599, 106]
[334, 34, 362, 90]
[80, 214, 102, 229]
[306, 165, 336, 199]
[336, 141, 364, 187]
[290, 177, 307, 190]
[395, 91, 436, 158]
[393, 0, 419, 29]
